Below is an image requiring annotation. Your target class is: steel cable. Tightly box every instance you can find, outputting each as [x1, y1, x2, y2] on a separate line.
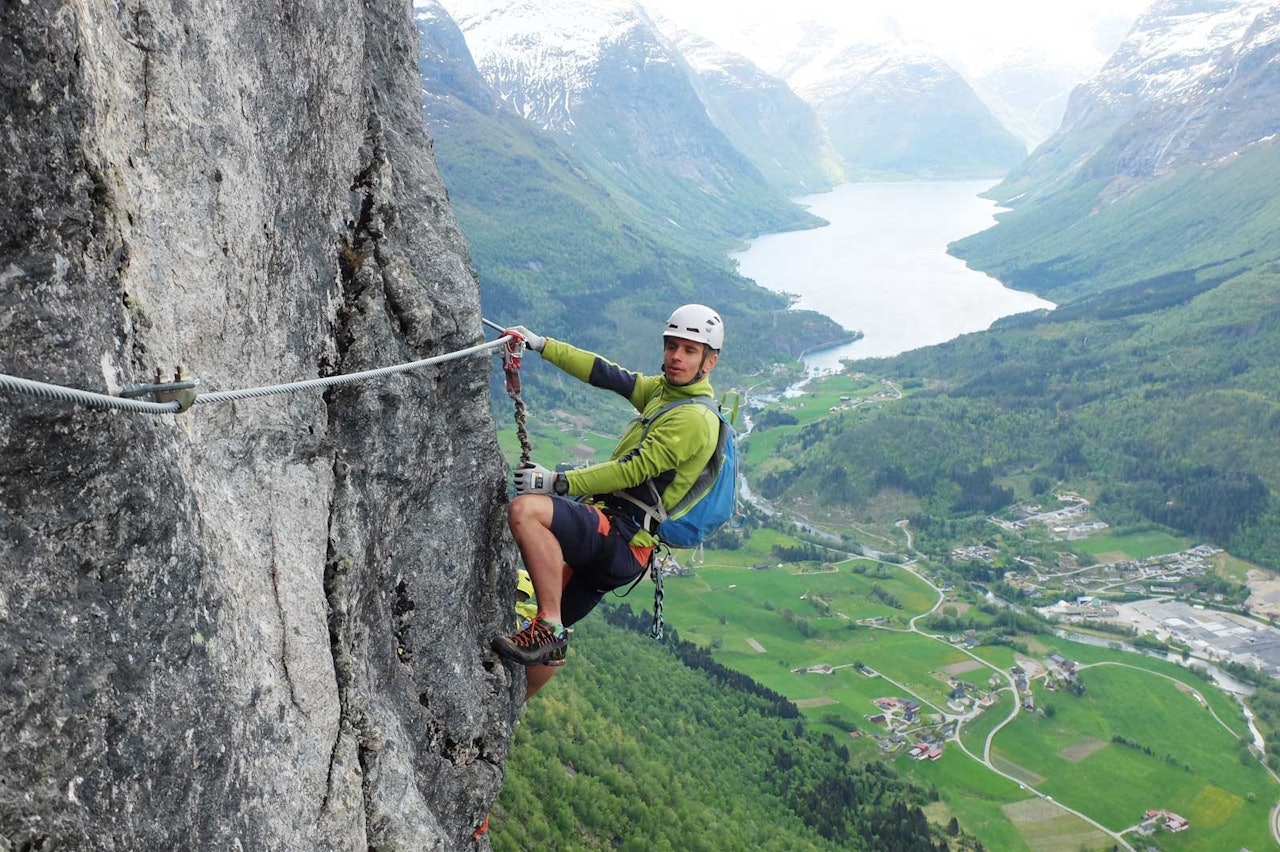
[1, 332, 513, 415]
[0, 373, 181, 414]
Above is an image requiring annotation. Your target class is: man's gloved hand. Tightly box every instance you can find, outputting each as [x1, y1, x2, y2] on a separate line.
[513, 462, 565, 495]
[506, 325, 546, 353]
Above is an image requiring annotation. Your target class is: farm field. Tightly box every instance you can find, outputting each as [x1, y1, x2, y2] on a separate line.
[957, 687, 1015, 755]
[1070, 530, 1189, 562]
[991, 665, 1274, 849]
[660, 553, 1280, 849]
[909, 748, 1054, 852]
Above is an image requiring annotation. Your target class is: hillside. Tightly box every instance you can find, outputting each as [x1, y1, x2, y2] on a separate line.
[654, 20, 844, 196]
[415, 2, 851, 388]
[755, 250, 1280, 568]
[990, 0, 1280, 208]
[491, 609, 948, 851]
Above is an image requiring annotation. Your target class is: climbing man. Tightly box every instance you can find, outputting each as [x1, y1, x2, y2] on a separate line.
[493, 304, 725, 698]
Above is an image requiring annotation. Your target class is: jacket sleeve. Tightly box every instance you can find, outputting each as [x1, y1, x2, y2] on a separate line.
[565, 404, 714, 499]
[541, 338, 651, 409]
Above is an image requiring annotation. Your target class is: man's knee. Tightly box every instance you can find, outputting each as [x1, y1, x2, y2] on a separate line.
[509, 493, 554, 532]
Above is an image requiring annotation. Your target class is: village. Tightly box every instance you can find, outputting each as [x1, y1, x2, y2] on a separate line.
[978, 495, 1226, 604]
[941, 494, 1280, 675]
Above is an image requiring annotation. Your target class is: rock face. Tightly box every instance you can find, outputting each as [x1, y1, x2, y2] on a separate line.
[0, 2, 519, 850]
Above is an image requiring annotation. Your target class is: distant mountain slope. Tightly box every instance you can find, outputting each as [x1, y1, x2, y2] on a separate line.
[654, 21, 844, 196]
[414, 2, 850, 383]
[991, 0, 1280, 206]
[955, 0, 1280, 304]
[966, 56, 1101, 150]
[782, 29, 1026, 179]
[439, 0, 819, 244]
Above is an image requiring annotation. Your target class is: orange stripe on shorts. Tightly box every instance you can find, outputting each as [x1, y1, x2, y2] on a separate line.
[589, 505, 611, 535]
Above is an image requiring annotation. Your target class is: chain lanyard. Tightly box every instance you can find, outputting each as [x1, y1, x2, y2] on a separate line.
[501, 336, 532, 468]
[650, 548, 666, 640]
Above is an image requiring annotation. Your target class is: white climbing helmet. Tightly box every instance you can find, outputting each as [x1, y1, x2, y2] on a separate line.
[663, 304, 724, 351]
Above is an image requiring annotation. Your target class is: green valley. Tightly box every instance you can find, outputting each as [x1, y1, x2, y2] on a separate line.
[497, 366, 1280, 848]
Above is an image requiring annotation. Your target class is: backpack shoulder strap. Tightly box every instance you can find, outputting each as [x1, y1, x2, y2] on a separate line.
[639, 395, 715, 426]
[612, 396, 723, 532]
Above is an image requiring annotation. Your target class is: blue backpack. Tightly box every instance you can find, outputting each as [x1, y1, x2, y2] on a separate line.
[614, 396, 738, 548]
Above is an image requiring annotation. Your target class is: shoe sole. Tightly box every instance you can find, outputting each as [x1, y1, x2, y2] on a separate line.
[491, 635, 568, 667]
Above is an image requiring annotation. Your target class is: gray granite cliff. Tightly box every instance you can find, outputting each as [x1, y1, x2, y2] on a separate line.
[0, 1, 519, 849]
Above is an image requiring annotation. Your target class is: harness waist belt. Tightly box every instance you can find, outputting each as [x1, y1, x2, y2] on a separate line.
[597, 496, 653, 536]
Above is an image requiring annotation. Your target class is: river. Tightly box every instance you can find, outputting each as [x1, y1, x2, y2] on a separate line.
[731, 180, 1055, 371]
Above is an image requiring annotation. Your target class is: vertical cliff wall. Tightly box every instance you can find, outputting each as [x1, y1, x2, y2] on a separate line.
[0, 1, 518, 849]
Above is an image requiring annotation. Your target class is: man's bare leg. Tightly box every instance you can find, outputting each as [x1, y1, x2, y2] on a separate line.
[507, 494, 569, 624]
[524, 664, 558, 699]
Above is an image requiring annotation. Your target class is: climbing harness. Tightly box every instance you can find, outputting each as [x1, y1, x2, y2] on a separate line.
[0, 323, 517, 415]
[483, 318, 532, 468]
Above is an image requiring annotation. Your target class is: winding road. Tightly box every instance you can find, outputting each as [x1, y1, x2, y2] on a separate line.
[878, 546, 1138, 850]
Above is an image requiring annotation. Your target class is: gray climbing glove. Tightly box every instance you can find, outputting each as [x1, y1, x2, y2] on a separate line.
[513, 463, 565, 495]
[507, 325, 546, 353]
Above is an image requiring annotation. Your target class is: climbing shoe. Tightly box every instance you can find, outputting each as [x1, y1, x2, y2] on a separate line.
[491, 616, 570, 667]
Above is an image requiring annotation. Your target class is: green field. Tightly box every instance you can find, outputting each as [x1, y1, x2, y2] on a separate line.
[658, 552, 1279, 849]
[991, 666, 1273, 849]
[1070, 530, 1189, 561]
[958, 688, 1015, 755]
[911, 746, 1036, 851]
[1033, 642, 1249, 739]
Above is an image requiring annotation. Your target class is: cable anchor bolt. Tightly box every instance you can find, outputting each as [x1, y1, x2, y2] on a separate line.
[120, 365, 201, 412]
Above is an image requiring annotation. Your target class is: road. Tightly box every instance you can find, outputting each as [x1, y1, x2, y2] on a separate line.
[743, 402, 1272, 848]
[855, 557, 1136, 849]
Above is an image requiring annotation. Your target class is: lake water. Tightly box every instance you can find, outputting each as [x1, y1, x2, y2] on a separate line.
[731, 180, 1055, 371]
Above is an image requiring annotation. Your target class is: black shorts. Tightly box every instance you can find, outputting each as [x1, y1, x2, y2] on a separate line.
[549, 498, 650, 626]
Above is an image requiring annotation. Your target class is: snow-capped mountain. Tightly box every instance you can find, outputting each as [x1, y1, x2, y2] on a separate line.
[438, 0, 813, 239]
[415, 0, 494, 114]
[965, 55, 1107, 150]
[996, 0, 1280, 204]
[411, 0, 847, 368]
[781, 28, 1027, 179]
[652, 18, 842, 195]
[441, 0, 651, 133]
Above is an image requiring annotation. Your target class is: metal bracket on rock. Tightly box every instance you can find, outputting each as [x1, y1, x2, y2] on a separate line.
[121, 366, 201, 412]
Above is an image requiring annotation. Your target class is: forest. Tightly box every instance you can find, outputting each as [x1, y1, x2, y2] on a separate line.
[490, 608, 968, 851]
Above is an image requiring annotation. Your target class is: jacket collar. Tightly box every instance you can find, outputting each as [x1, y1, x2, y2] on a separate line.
[660, 373, 715, 399]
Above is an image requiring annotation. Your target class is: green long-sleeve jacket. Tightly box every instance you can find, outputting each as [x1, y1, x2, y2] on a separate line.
[541, 338, 720, 547]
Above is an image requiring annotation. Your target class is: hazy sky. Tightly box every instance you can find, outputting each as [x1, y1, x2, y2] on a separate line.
[643, 0, 1152, 75]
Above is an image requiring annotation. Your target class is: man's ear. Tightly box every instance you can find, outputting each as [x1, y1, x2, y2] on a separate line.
[702, 350, 719, 373]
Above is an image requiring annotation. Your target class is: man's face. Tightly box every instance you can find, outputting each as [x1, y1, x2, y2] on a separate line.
[663, 336, 717, 385]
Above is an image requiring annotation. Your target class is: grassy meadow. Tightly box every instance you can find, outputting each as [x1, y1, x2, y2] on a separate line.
[991, 665, 1273, 849]
[658, 547, 1279, 849]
